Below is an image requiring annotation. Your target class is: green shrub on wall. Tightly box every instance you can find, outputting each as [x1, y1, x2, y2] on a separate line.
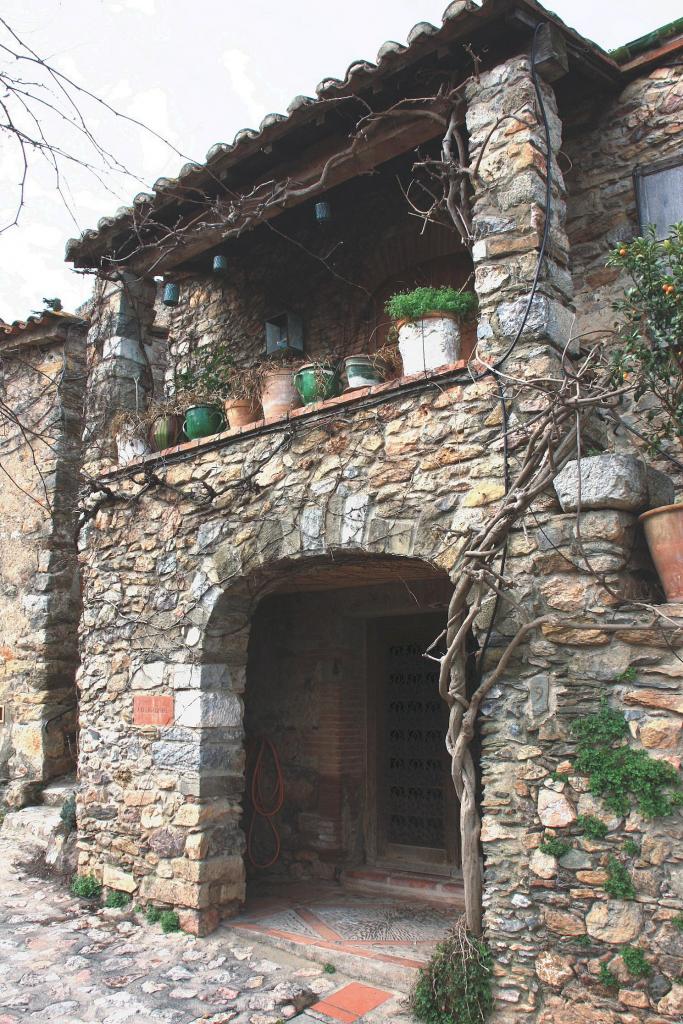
[571, 700, 682, 818]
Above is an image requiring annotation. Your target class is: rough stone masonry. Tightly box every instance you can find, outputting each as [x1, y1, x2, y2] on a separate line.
[1, 5, 682, 1024]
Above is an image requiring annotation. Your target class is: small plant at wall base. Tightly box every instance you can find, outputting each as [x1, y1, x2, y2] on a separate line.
[104, 889, 131, 908]
[409, 922, 493, 1024]
[159, 910, 181, 933]
[60, 795, 76, 833]
[71, 874, 102, 900]
[672, 913, 683, 932]
[572, 700, 682, 818]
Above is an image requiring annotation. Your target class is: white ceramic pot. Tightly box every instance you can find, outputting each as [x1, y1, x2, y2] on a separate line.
[344, 355, 384, 389]
[397, 313, 461, 375]
[116, 434, 151, 465]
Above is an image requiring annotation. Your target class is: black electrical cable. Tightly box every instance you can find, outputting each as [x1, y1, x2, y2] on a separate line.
[474, 376, 510, 681]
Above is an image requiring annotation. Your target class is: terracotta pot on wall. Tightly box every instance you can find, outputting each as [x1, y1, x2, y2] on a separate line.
[224, 398, 260, 429]
[260, 366, 301, 420]
[639, 503, 683, 601]
[396, 311, 461, 375]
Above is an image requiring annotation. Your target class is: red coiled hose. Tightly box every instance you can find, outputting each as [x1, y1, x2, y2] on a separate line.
[246, 736, 284, 869]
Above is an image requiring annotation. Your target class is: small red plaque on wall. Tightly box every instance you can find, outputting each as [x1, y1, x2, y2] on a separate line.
[133, 695, 174, 726]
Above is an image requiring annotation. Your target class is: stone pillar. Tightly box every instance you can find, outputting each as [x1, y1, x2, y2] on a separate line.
[84, 272, 156, 462]
[466, 55, 574, 371]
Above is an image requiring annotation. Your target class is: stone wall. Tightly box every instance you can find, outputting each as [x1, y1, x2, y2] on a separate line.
[566, 61, 683, 342]
[0, 322, 86, 806]
[73, 48, 682, 1024]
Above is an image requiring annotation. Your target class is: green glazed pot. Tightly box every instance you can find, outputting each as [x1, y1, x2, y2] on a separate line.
[293, 363, 341, 405]
[183, 404, 225, 440]
[151, 414, 184, 451]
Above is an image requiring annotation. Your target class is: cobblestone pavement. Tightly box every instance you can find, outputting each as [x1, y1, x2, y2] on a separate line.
[0, 838, 413, 1024]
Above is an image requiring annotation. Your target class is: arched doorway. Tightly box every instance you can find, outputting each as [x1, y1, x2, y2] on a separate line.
[236, 553, 461, 892]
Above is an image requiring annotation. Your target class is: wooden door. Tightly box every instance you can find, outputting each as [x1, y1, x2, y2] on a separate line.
[367, 614, 459, 872]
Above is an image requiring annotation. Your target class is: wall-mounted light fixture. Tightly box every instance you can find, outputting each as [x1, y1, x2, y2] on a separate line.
[315, 200, 331, 225]
[162, 282, 179, 307]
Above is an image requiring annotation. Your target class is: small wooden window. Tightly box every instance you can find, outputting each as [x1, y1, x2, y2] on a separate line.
[634, 154, 683, 239]
[0, 706, 5, 725]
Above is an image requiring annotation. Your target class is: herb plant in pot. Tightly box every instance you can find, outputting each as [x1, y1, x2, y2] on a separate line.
[608, 223, 683, 599]
[293, 359, 342, 405]
[175, 341, 230, 440]
[386, 286, 477, 375]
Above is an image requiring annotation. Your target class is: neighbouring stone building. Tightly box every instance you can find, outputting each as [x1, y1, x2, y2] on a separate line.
[1, 1, 683, 1022]
[0, 310, 87, 807]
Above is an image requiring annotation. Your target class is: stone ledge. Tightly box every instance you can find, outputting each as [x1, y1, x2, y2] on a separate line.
[99, 358, 476, 480]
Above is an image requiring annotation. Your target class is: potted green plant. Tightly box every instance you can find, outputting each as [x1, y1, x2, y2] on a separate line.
[608, 222, 683, 599]
[293, 359, 342, 405]
[174, 341, 231, 440]
[385, 286, 477, 375]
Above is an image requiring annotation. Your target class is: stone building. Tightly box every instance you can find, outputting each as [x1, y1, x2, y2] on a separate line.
[0, 309, 87, 807]
[2, 1, 683, 1021]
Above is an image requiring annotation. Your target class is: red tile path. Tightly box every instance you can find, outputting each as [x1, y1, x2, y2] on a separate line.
[313, 982, 392, 1022]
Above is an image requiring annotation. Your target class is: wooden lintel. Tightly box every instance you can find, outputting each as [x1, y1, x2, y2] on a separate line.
[131, 113, 446, 276]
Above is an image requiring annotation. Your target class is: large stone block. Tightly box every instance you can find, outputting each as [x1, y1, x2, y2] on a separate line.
[554, 455, 673, 513]
[175, 691, 242, 728]
[585, 900, 643, 942]
[102, 863, 137, 893]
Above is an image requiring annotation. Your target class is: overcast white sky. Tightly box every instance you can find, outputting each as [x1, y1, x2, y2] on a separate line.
[0, 0, 680, 320]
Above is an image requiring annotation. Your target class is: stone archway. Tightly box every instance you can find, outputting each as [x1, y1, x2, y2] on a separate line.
[185, 539, 458, 932]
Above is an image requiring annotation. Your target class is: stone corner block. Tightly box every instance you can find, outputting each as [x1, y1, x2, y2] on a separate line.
[168, 664, 231, 691]
[553, 455, 658, 513]
[175, 691, 242, 728]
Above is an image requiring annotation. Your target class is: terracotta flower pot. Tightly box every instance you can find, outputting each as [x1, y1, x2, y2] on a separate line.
[224, 397, 260, 429]
[639, 503, 683, 601]
[396, 311, 461, 375]
[260, 367, 301, 420]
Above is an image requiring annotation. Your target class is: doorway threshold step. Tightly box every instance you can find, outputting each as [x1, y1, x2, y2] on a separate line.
[341, 867, 465, 907]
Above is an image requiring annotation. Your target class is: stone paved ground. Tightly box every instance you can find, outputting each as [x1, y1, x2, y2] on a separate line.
[0, 838, 412, 1024]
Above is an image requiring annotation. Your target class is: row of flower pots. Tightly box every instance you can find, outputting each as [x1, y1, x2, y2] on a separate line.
[115, 286, 477, 461]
